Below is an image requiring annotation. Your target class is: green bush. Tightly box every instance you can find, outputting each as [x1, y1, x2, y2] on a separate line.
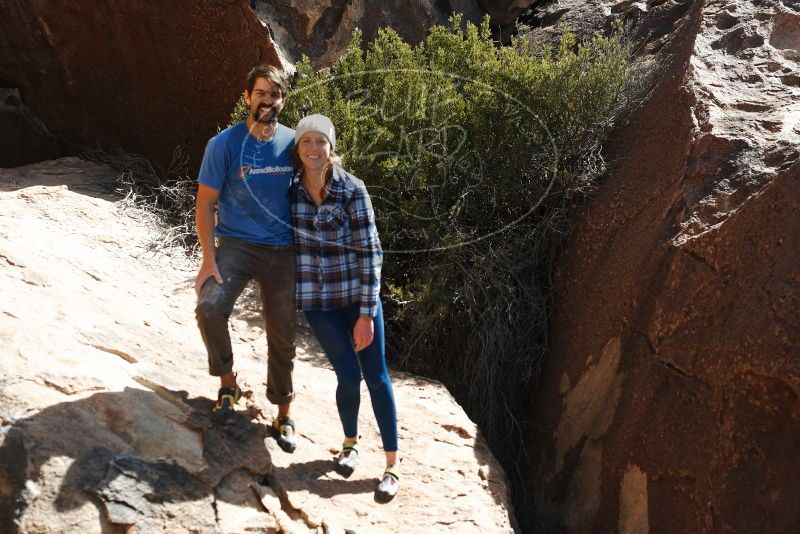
[233, 15, 634, 517]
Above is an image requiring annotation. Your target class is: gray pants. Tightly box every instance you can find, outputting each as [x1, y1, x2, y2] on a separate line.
[195, 237, 296, 405]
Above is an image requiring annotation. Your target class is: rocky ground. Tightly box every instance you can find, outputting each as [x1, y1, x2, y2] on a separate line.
[0, 158, 515, 533]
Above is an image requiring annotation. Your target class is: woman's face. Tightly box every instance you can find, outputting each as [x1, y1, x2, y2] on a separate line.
[297, 131, 332, 173]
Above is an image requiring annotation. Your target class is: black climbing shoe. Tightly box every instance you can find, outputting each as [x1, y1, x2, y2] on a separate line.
[271, 416, 297, 453]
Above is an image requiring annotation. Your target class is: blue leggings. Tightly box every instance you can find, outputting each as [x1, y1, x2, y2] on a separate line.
[304, 300, 398, 451]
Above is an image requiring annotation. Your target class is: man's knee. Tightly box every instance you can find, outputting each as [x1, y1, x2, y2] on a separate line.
[196, 284, 229, 324]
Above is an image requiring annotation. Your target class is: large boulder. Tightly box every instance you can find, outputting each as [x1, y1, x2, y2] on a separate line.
[0, 158, 515, 533]
[521, 0, 696, 49]
[524, 0, 800, 532]
[0, 1, 286, 171]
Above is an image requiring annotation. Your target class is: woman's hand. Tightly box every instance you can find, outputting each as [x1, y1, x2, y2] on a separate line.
[353, 315, 374, 352]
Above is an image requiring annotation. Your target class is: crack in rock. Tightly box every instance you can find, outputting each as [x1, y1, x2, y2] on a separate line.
[85, 343, 138, 364]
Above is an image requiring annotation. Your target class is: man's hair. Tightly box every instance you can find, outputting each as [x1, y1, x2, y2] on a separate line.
[246, 64, 289, 96]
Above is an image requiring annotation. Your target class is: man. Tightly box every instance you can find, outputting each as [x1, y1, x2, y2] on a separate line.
[194, 64, 297, 452]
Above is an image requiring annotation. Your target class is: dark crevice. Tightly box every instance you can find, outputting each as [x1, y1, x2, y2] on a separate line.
[651, 355, 709, 388]
[311, 0, 348, 49]
[263, 473, 305, 526]
[211, 493, 220, 527]
[434, 0, 454, 18]
[87, 492, 126, 534]
[679, 247, 720, 274]
[629, 328, 710, 388]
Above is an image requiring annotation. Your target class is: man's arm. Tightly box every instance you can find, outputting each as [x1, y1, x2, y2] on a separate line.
[194, 183, 222, 295]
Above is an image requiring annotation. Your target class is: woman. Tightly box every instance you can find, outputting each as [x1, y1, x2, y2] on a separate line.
[291, 114, 400, 503]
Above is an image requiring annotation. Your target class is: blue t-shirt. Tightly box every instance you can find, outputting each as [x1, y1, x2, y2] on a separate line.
[197, 122, 295, 245]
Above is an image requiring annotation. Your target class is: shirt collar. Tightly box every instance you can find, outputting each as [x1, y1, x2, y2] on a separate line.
[292, 165, 345, 188]
[292, 165, 346, 202]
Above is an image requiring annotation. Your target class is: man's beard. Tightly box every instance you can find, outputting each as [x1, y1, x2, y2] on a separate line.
[253, 104, 278, 123]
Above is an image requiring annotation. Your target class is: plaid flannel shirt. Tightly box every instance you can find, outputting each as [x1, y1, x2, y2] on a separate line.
[291, 165, 383, 316]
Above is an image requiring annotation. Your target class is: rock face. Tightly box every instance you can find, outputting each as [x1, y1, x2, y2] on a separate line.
[0, 158, 515, 533]
[522, 0, 696, 49]
[254, 0, 487, 67]
[0, 1, 286, 171]
[0, 1, 541, 170]
[524, 0, 800, 532]
[253, 0, 546, 67]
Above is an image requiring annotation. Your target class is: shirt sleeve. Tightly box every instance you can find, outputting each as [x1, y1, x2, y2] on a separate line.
[197, 134, 227, 190]
[347, 182, 382, 317]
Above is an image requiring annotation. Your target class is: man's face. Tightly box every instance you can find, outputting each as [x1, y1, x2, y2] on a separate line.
[244, 77, 284, 124]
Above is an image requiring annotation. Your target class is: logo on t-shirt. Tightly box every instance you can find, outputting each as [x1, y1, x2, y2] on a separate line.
[237, 165, 294, 180]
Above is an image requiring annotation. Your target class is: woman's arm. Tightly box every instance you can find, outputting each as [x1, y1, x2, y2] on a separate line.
[347, 180, 383, 351]
[347, 181, 383, 317]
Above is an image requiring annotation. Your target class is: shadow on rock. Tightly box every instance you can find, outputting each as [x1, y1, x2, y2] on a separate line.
[0, 387, 274, 532]
[269, 459, 376, 500]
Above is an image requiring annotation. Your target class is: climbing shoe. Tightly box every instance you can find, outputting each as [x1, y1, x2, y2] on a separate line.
[271, 416, 297, 453]
[211, 385, 241, 423]
[335, 441, 359, 478]
[374, 465, 399, 503]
